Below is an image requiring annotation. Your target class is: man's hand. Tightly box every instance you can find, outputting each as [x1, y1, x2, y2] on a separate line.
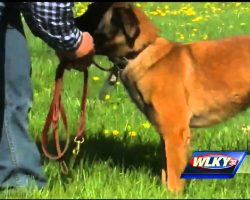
[56, 32, 95, 72]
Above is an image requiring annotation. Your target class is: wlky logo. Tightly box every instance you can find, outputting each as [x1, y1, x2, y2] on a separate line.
[181, 151, 247, 179]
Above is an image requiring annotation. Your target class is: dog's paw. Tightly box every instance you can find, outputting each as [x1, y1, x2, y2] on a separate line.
[161, 169, 167, 185]
[161, 169, 185, 195]
[167, 178, 185, 195]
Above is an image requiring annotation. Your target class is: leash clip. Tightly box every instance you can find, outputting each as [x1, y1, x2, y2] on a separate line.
[72, 136, 85, 156]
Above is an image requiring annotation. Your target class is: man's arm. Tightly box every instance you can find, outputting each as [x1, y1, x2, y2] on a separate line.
[20, 2, 82, 52]
[20, 2, 94, 71]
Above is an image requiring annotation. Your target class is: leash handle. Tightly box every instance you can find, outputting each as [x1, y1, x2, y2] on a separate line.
[41, 63, 70, 161]
[41, 61, 89, 166]
[41, 59, 115, 162]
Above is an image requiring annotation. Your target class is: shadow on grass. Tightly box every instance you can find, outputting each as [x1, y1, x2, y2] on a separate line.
[36, 132, 165, 185]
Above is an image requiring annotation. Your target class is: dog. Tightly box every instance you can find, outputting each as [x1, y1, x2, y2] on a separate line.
[75, 2, 250, 194]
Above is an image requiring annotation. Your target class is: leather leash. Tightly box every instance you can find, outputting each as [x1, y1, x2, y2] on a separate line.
[41, 61, 89, 175]
[40, 42, 152, 174]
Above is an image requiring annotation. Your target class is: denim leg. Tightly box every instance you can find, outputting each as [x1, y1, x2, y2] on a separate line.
[0, 2, 6, 141]
[0, 25, 46, 189]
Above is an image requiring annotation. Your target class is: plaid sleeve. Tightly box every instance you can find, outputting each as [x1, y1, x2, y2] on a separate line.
[20, 2, 82, 52]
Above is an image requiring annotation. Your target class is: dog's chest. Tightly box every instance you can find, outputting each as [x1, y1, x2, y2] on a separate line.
[120, 68, 150, 115]
[120, 59, 157, 122]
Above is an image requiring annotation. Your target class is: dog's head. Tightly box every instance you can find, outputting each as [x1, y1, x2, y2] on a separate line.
[75, 2, 159, 61]
[93, 3, 140, 56]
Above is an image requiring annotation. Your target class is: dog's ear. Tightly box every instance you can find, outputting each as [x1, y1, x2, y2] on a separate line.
[75, 3, 114, 33]
[111, 6, 140, 48]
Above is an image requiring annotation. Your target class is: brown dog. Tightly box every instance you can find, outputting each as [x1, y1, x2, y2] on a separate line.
[76, 2, 250, 194]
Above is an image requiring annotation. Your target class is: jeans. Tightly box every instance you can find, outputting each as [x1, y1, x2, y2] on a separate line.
[0, 4, 46, 189]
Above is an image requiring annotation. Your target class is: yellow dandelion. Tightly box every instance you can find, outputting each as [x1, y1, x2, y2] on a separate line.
[235, 2, 241, 7]
[160, 12, 166, 17]
[180, 6, 188, 11]
[104, 94, 111, 101]
[192, 16, 203, 22]
[112, 130, 120, 136]
[135, 3, 142, 8]
[241, 124, 250, 134]
[103, 129, 109, 135]
[164, 5, 170, 10]
[179, 34, 185, 40]
[217, 8, 222, 12]
[144, 11, 150, 16]
[203, 34, 208, 40]
[149, 11, 158, 16]
[142, 122, 151, 129]
[92, 76, 100, 81]
[211, 6, 216, 13]
[128, 131, 137, 137]
[185, 7, 196, 16]
[156, 9, 162, 14]
[171, 11, 178, 15]
[192, 28, 198, 32]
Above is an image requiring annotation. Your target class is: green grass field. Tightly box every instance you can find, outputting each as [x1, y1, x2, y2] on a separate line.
[2, 2, 250, 199]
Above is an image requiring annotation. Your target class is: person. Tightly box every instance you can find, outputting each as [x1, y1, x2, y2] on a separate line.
[0, 2, 95, 190]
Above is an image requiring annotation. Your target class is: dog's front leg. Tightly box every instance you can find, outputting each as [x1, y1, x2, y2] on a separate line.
[162, 124, 190, 194]
[160, 136, 167, 185]
[151, 92, 191, 194]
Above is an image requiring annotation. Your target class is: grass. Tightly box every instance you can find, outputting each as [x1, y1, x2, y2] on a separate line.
[2, 2, 250, 199]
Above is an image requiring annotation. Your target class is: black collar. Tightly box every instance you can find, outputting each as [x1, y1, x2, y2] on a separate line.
[111, 44, 149, 70]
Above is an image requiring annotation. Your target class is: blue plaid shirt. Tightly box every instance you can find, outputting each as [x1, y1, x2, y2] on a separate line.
[20, 2, 82, 52]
